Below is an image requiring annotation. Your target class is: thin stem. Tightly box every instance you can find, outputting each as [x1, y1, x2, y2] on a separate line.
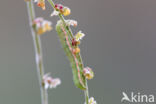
[84, 80, 89, 104]
[26, 1, 48, 104]
[47, 0, 90, 103]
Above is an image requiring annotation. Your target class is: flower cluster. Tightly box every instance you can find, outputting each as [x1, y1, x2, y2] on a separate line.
[83, 67, 94, 80]
[51, 4, 71, 16]
[51, 3, 85, 55]
[33, 17, 52, 35]
[43, 73, 61, 89]
[71, 31, 85, 54]
[85, 97, 97, 104]
[34, 0, 46, 10]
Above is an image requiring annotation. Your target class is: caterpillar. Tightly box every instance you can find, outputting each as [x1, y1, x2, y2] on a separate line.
[56, 20, 86, 90]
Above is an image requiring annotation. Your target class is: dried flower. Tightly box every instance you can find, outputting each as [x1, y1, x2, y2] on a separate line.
[83, 67, 94, 80]
[72, 47, 80, 54]
[33, 17, 52, 35]
[34, 0, 46, 10]
[43, 73, 61, 89]
[66, 20, 78, 27]
[55, 4, 64, 11]
[85, 97, 97, 104]
[75, 31, 85, 41]
[72, 38, 80, 46]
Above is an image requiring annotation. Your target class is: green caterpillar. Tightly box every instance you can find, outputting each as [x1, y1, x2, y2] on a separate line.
[56, 20, 86, 90]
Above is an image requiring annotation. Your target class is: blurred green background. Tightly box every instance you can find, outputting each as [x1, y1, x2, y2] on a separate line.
[0, 0, 156, 104]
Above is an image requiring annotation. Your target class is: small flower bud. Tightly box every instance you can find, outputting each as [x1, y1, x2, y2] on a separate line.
[55, 4, 63, 11]
[72, 47, 80, 54]
[37, 27, 46, 35]
[83, 67, 94, 80]
[62, 7, 71, 16]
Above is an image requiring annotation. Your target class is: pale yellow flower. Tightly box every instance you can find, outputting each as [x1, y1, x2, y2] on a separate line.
[75, 31, 85, 41]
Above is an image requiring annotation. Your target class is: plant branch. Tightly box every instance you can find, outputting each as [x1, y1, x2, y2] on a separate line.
[47, 0, 89, 103]
[47, 0, 73, 39]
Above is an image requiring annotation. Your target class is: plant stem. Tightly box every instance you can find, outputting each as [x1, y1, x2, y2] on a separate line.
[26, 1, 48, 104]
[47, 0, 90, 103]
[84, 81, 89, 104]
[47, 0, 73, 39]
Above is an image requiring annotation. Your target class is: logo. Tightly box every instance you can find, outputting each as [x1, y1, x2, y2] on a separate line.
[121, 92, 155, 103]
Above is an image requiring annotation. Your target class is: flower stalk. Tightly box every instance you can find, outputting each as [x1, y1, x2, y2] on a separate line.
[47, 0, 74, 39]
[48, 0, 90, 103]
[26, 1, 48, 104]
